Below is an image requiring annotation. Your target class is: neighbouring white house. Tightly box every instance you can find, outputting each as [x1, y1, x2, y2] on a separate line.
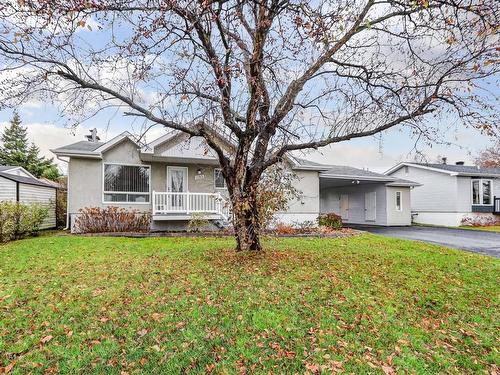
[0, 165, 57, 229]
[385, 162, 500, 226]
[52, 130, 419, 232]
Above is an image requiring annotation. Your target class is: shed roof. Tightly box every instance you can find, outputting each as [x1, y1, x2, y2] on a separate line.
[0, 165, 17, 172]
[0, 171, 56, 188]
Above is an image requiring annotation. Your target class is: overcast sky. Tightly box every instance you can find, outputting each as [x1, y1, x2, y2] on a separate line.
[0, 101, 495, 174]
[1, 8, 498, 175]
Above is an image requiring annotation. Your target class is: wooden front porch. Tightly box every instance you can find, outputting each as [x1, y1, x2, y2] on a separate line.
[152, 191, 231, 221]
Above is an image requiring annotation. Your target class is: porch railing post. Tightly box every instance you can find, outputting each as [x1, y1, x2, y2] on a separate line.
[186, 192, 190, 214]
[152, 190, 156, 214]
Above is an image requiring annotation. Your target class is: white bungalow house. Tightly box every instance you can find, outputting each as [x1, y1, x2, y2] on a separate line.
[385, 162, 500, 226]
[52, 130, 419, 232]
[0, 166, 57, 229]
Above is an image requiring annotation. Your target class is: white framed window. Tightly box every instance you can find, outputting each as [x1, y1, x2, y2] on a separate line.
[103, 163, 151, 203]
[395, 191, 402, 211]
[214, 168, 227, 189]
[471, 179, 492, 205]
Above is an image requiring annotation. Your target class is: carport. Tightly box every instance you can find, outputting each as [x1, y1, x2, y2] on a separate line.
[319, 166, 419, 226]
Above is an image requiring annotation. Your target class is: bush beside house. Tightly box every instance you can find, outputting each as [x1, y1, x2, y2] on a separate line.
[0, 201, 48, 242]
[318, 212, 343, 229]
[74, 207, 151, 233]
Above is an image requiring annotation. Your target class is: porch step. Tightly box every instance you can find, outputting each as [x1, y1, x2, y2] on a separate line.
[153, 214, 223, 221]
[213, 219, 231, 229]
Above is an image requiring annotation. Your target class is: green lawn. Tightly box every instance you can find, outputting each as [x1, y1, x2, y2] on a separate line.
[461, 225, 500, 233]
[1, 234, 498, 374]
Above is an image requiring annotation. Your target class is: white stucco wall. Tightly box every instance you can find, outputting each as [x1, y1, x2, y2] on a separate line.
[385, 187, 412, 226]
[274, 170, 321, 226]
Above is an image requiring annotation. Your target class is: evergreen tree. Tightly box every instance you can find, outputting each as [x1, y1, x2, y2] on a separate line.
[0, 111, 60, 180]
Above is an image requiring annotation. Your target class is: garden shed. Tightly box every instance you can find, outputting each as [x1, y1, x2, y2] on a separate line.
[0, 166, 57, 229]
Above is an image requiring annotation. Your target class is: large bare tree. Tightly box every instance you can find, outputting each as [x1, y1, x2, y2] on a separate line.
[0, 0, 498, 250]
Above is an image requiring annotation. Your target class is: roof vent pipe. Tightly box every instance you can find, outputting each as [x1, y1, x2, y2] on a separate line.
[455, 161, 464, 165]
[441, 157, 447, 164]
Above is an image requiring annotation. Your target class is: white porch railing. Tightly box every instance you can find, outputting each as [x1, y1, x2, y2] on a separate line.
[153, 191, 230, 220]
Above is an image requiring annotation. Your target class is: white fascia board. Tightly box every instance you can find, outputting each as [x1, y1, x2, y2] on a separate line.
[385, 162, 457, 176]
[457, 173, 500, 178]
[386, 181, 422, 187]
[142, 131, 179, 152]
[291, 165, 333, 171]
[50, 150, 102, 159]
[320, 174, 396, 182]
[95, 131, 135, 153]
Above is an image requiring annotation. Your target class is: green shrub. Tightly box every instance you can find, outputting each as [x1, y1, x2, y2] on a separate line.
[187, 212, 211, 232]
[0, 201, 48, 242]
[317, 212, 343, 229]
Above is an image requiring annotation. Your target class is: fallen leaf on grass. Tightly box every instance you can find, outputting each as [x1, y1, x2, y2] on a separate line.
[0, 361, 15, 373]
[40, 336, 53, 344]
[151, 313, 161, 321]
[382, 364, 396, 375]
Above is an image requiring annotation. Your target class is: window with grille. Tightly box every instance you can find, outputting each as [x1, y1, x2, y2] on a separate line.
[103, 164, 150, 203]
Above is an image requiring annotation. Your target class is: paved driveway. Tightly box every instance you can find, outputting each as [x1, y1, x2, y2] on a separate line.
[349, 225, 500, 257]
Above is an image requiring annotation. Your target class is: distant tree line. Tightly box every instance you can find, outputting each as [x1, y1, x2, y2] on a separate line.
[0, 112, 60, 180]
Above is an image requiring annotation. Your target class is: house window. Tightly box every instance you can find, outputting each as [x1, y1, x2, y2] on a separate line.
[103, 164, 150, 203]
[471, 179, 492, 205]
[214, 168, 226, 189]
[396, 191, 402, 211]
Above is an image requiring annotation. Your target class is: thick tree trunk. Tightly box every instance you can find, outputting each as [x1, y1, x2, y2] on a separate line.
[230, 188, 262, 251]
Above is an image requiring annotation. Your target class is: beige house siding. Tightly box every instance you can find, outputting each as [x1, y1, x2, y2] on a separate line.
[67, 140, 231, 217]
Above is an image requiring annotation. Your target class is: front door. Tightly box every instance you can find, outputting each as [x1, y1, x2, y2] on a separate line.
[365, 191, 376, 221]
[340, 194, 349, 221]
[167, 166, 188, 209]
